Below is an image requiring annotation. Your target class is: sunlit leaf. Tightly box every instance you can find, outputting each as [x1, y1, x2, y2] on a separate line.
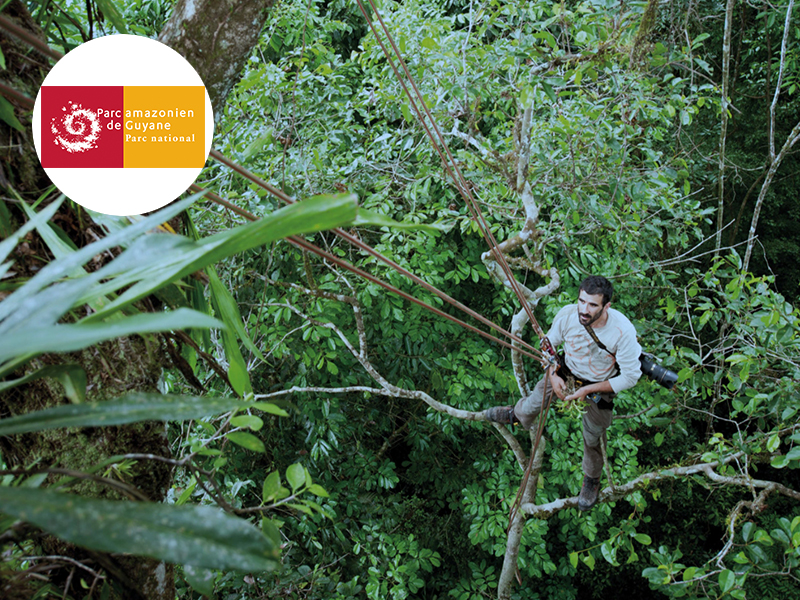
[226, 431, 265, 453]
[286, 463, 305, 491]
[231, 415, 264, 431]
[263, 471, 281, 502]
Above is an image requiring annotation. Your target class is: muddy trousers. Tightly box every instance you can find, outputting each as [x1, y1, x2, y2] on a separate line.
[513, 376, 613, 479]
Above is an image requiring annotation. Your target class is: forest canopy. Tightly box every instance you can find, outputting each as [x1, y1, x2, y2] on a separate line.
[1, 0, 800, 599]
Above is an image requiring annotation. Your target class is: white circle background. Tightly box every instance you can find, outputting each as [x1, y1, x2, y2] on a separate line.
[33, 35, 214, 216]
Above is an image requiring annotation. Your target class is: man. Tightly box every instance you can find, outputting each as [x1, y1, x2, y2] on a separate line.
[484, 276, 642, 511]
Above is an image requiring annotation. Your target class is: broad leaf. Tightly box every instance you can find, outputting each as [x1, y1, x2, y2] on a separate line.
[226, 431, 265, 453]
[286, 463, 305, 491]
[83, 193, 359, 322]
[718, 569, 735, 593]
[231, 415, 264, 431]
[0, 193, 203, 327]
[0, 309, 222, 364]
[0, 487, 278, 571]
[0, 393, 282, 436]
[94, 0, 128, 33]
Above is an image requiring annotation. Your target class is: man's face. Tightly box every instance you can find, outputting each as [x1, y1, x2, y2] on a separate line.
[577, 290, 609, 326]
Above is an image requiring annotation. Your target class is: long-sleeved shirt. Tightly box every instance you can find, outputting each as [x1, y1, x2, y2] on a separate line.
[547, 304, 642, 394]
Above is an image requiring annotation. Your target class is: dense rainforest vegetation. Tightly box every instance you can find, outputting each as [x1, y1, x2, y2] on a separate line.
[1, 0, 800, 599]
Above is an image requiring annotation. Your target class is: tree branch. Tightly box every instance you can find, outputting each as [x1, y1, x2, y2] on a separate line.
[519, 452, 800, 519]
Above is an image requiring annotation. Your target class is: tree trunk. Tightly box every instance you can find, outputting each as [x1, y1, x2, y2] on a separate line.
[497, 435, 546, 600]
[158, 0, 276, 116]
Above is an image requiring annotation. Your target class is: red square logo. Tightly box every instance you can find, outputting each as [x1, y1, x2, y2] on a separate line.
[41, 86, 124, 168]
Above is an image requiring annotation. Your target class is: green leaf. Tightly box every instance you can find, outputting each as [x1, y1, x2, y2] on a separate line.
[252, 402, 289, 417]
[231, 415, 264, 431]
[286, 463, 305, 491]
[718, 569, 734, 593]
[600, 541, 617, 565]
[83, 193, 358, 322]
[94, 0, 129, 33]
[0, 196, 63, 264]
[683, 567, 696, 581]
[354, 208, 444, 232]
[0, 308, 222, 364]
[207, 266, 264, 364]
[767, 434, 781, 453]
[0, 193, 202, 328]
[287, 502, 313, 515]
[261, 518, 281, 547]
[753, 529, 773, 545]
[0, 95, 24, 132]
[0, 487, 278, 571]
[0, 393, 264, 436]
[307, 484, 329, 498]
[771, 454, 789, 469]
[541, 81, 557, 103]
[742, 522, 754, 542]
[633, 533, 652, 545]
[569, 551, 579, 569]
[420, 37, 437, 50]
[654, 432, 664, 447]
[532, 31, 557, 49]
[263, 471, 281, 502]
[226, 431, 265, 453]
[176, 478, 197, 506]
[183, 565, 216, 597]
[581, 553, 595, 571]
[227, 357, 251, 397]
[206, 264, 261, 396]
[0, 364, 86, 404]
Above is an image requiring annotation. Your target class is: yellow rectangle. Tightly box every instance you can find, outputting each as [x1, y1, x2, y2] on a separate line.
[123, 86, 205, 168]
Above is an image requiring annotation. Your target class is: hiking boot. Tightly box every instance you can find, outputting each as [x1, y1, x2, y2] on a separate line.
[578, 476, 600, 511]
[484, 405, 517, 425]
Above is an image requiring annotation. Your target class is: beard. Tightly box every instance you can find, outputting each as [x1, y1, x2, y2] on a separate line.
[579, 311, 600, 326]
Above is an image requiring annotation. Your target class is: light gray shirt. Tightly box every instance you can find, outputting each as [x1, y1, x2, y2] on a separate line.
[547, 304, 642, 394]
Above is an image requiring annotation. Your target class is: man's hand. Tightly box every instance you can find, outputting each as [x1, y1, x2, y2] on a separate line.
[549, 372, 567, 400]
[564, 386, 592, 403]
[565, 380, 614, 403]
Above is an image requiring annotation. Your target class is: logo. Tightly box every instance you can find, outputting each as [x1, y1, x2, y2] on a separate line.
[33, 36, 214, 216]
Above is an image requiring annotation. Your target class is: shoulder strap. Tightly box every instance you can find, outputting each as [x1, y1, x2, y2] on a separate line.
[584, 324, 620, 379]
[583, 324, 614, 356]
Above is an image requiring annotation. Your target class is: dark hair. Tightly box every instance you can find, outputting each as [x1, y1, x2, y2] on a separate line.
[580, 276, 613, 306]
